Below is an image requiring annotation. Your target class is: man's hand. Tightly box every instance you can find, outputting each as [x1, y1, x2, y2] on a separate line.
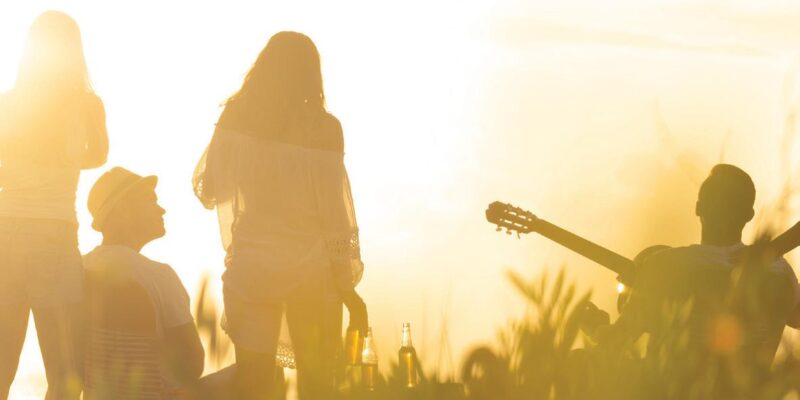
[575, 301, 610, 338]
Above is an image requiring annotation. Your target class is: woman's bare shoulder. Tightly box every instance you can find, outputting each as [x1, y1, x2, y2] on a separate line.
[81, 92, 106, 122]
[314, 112, 344, 152]
[84, 92, 105, 111]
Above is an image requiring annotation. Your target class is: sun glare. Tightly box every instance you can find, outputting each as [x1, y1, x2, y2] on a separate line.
[2, 1, 800, 399]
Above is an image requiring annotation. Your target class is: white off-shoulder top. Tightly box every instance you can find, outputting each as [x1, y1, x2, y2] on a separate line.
[193, 127, 363, 302]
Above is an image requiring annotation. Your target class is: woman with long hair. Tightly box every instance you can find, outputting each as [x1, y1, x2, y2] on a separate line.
[194, 32, 364, 399]
[0, 11, 108, 399]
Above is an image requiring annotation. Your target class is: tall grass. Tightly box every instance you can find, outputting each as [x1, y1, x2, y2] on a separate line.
[192, 264, 800, 400]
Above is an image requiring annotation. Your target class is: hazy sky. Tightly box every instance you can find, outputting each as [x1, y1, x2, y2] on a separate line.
[2, 1, 800, 397]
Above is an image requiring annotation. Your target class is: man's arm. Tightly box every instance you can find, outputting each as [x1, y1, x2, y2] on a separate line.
[163, 322, 205, 383]
[777, 258, 800, 328]
[157, 265, 205, 383]
[581, 293, 649, 350]
[580, 257, 666, 348]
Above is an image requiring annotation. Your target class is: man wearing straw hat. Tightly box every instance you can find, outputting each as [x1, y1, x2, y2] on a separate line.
[83, 167, 205, 396]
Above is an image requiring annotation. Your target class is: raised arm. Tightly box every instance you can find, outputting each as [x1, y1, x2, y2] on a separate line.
[81, 94, 108, 169]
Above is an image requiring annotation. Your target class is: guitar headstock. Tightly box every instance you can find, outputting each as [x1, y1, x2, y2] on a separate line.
[485, 201, 539, 236]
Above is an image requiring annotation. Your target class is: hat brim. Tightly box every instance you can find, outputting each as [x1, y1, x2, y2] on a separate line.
[91, 175, 158, 232]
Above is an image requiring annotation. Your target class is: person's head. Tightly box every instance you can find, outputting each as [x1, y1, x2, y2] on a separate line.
[223, 31, 325, 131]
[15, 11, 92, 95]
[3, 11, 95, 165]
[695, 164, 755, 235]
[88, 167, 165, 250]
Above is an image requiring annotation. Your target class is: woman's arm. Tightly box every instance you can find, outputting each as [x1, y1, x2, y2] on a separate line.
[81, 95, 109, 169]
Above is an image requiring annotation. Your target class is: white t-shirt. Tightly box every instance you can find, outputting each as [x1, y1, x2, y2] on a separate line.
[680, 242, 800, 325]
[83, 245, 193, 336]
[629, 242, 800, 336]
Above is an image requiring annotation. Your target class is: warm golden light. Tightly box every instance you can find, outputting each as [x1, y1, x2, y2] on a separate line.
[2, 1, 800, 398]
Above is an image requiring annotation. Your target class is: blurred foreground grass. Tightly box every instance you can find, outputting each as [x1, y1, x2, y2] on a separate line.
[193, 261, 800, 400]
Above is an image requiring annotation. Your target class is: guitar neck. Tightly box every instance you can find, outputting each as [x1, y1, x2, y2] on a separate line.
[534, 219, 636, 281]
[768, 222, 800, 257]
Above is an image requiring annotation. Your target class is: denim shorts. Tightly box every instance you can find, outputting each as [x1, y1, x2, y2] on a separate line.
[222, 264, 342, 355]
[0, 218, 83, 307]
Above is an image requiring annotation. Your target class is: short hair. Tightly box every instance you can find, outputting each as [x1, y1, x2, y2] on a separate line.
[697, 164, 755, 220]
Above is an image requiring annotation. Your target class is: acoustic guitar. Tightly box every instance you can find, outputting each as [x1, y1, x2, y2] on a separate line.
[485, 201, 800, 310]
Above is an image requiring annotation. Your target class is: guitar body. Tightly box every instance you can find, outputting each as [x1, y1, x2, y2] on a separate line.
[617, 244, 671, 312]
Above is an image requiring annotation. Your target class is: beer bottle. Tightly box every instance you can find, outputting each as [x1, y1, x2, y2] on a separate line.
[361, 327, 378, 392]
[344, 325, 364, 365]
[398, 322, 417, 388]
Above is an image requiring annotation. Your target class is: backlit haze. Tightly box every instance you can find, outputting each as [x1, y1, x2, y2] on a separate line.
[2, 1, 800, 397]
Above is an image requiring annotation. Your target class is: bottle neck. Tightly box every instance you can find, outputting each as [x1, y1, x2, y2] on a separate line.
[362, 330, 377, 364]
[363, 328, 374, 349]
[401, 326, 412, 348]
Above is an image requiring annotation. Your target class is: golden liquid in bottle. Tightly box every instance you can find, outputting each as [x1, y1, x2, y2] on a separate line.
[399, 346, 417, 388]
[344, 327, 363, 365]
[362, 363, 378, 391]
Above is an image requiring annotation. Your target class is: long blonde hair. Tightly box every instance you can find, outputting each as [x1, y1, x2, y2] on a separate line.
[220, 31, 326, 137]
[1, 11, 96, 164]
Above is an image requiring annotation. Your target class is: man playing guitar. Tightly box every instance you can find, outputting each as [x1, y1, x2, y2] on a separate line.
[588, 164, 800, 375]
[487, 164, 800, 395]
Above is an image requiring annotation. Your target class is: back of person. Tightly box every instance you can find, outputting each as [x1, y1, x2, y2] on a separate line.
[84, 270, 162, 400]
[0, 90, 102, 223]
[0, 11, 108, 399]
[194, 31, 364, 399]
[638, 243, 796, 372]
[83, 245, 194, 391]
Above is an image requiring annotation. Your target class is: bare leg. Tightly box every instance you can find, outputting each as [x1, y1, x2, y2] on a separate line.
[233, 348, 278, 400]
[193, 364, 285, 400]
[286, 277, 342, 400]
[0, 304, 29, 400]
[32, 304, 82, 400]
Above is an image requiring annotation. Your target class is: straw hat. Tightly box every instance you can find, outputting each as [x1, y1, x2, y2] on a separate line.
[88, 167, 157, 231]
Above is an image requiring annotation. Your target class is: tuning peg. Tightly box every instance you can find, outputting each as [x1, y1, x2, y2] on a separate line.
[517, 232, 521, 239]
[506, 229, 512, 235]
[496, 225, 502, 232]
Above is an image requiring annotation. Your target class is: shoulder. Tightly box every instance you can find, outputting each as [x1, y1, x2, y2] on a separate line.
[83, 93, 105, 116]
[639, 246, 693, 267]
[84, 245, 139, 269]
[320, 112, 343, 133]
[83, 246, 150, 284]
[773, 256, 796, 276]
[136, 257, 190, 303]
[636, 245, 701, 283]
[312, 112, 344, 152]
[145, 259, 186, 288]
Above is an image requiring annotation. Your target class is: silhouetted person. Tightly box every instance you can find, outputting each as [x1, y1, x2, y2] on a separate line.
[83, 167, 204, 397]
[193, 31, 364, 399]
[0, 11, 108, 400]
[585, 164, 800, 396]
